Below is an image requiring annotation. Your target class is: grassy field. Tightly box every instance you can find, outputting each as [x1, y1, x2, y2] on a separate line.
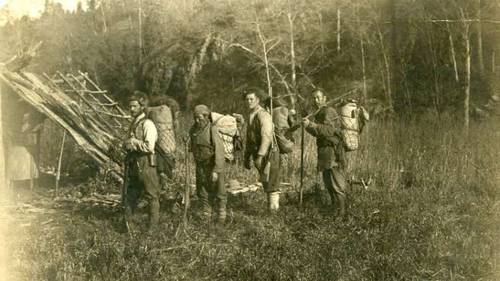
[1, 117, 499, 281]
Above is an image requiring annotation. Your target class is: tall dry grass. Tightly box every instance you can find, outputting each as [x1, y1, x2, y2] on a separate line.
[3, 115, 499, 281]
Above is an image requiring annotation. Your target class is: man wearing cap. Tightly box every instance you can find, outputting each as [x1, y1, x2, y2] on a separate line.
[123, 93, 161, 231]
[302, 88, 348, 220]
[243, 88, 281, 212]
[189, 104, 227, 224]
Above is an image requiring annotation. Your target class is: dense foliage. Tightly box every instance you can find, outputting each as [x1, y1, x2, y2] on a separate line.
[1, 0, 499, 118]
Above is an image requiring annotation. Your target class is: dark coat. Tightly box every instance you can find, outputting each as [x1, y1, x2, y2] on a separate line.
[305, 106, 345, 171]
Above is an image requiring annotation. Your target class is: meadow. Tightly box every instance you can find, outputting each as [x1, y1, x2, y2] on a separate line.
[1, 115, 499, 281]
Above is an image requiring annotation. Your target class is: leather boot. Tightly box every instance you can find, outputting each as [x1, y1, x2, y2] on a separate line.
[148, 199, 160, 230]
[217, 200, 227, 224]
[337, 194, 347, 221]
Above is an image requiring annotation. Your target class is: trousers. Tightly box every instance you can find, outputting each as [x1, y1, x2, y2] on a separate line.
[195, 161, 226, 219]
[125, 155, 160, 226]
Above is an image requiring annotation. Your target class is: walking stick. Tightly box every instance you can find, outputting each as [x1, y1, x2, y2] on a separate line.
[183, 136, 190, 224]
[55, 131, 66, 197]
[299, 124, 305, 208]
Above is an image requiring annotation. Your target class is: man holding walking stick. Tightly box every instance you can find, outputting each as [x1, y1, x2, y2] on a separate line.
[302, 88, 348, 220]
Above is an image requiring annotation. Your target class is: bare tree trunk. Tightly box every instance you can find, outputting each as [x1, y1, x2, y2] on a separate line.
[138, 0, 143, 65]
[256, 23, 275, 110]
[337, 8, 341, 53]
[287, 10, 297, 108]
[318, 12, 325, 57]
[100, 2, 108, 33]
[492, 51, 495, 73]
[0, 83, 6, 189]
[360, 36, 367, 102]
[477, 0, 484, 76]
[464, 23, 471, 132]
[376, 24, 394, 112]
[427, 29, 441, 114]
[447, 21, 460, 82]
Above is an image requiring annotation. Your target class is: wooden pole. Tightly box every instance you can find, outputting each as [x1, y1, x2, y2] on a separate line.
[55, 131, 66, 196]
[464, 23, 471, 132]
[299, 125, 304, 207]
[183, 137, 190, 224]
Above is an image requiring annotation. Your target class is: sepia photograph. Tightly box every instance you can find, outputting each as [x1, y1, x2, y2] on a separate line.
[0, 0, 499, 280]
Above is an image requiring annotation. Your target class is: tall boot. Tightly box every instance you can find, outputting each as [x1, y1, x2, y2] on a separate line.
[148, 198, 160, 230]
[217, 199, 227, 224]
[337, 194, 347, 221]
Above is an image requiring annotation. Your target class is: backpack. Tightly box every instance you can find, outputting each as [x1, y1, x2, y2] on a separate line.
[146, 105, 176, 176]
[339, 101, 369, 151]
[211, 112, 242, 161]
[272, 106, 294, 154]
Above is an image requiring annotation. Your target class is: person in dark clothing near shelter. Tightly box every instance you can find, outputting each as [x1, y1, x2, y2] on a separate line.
[302, 88, 349, 220]
[189, 104, 227, 224]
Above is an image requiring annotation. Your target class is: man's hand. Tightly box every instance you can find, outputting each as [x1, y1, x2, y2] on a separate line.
[124, 138, 141, 151]
[302, 118, 310, 127]
[254, 155, 263, 170]
[123, 138, 135, 151]
[232, 113, 245, 124]
[211, 172, 218, 182]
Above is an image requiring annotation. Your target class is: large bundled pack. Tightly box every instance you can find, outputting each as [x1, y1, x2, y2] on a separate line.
[339, 101, 369, 151]
[210, 112, 240, 161]
[272, 106, 294, 154]
[147, 105, 176, 155]
[147, 105, 176, 178]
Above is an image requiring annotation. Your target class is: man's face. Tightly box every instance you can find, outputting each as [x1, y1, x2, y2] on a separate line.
[194, 113, 209, 127]
[245, 93, 260, 111]
[313, 91, 327, 108]
[129, 100, 143, 117]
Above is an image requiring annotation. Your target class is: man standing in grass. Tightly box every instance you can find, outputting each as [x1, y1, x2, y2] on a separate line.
[243, 88, 281, 212]
[123, 93, 160, 231]
[303, 88, 348, 220]
[189, 104, 227, 224]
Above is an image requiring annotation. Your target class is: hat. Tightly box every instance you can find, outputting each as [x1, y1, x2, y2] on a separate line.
[194, 104, 210, 115]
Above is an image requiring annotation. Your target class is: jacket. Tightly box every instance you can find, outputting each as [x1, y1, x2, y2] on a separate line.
[305, 106, 345, 170]
[189, 122, 225, 173]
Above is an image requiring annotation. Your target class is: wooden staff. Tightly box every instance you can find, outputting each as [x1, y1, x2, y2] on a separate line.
[55, 131, 66, 196]
[183, 136, 190, 224]
[299, 124, 305, 208]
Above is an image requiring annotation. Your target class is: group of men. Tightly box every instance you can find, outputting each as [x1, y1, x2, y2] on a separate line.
[122, 87, 348, 231]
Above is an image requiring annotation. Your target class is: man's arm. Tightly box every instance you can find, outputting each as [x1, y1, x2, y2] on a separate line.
[306, 107, 338, 138]
[211, 126, 225, 173]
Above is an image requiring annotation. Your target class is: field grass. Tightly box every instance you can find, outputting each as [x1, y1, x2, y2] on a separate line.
[1, 116, 499, 281]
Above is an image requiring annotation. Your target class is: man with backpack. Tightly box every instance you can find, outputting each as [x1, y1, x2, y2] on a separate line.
[302, 88, 348, 220]
[189, 104, 227, 224]
[123, 93, 161, 231]
[243, 88, 281, 212]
